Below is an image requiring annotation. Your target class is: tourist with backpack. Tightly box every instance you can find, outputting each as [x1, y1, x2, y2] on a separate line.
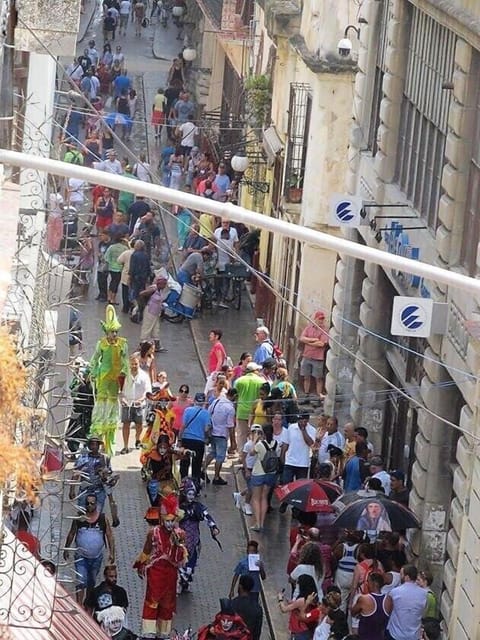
[250, 424, 279, 533]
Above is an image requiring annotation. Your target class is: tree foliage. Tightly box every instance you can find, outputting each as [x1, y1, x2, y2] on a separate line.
[0, 328, 40, 501]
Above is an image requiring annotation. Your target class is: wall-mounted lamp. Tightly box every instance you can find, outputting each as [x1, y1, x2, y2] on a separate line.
[231, 150, 270, 194]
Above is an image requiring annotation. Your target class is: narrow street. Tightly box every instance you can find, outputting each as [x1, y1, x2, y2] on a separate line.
[62, 4, 288, 638]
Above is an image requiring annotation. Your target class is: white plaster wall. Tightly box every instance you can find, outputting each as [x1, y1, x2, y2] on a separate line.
[302, 72, 355, 228]
[301, 0, 357, 59]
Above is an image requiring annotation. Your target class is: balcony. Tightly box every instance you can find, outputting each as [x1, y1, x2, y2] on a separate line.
[264, 0, 301, 39]
[196, 0, 253, 39]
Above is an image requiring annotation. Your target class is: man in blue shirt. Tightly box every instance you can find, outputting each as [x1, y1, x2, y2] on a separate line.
[342, 442, 369, 491]
[174, 91, 195, 124]
[253, 326, 274, 365]
[179, 393, 211, 485]
[113, 72, 131, 100]
[213, 163, 231, 194]
[229, 540, 266, 603]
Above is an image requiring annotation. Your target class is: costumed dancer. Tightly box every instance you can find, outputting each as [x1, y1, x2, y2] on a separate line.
[89, 305, 129, 455]
[143, 433, 183, 505]
[197, 599, 252, 640]
[140, 383, 176, 465]
[178, 478, 220, 593]
[96, 605, 138, 639]
[134, 491, 188, 640]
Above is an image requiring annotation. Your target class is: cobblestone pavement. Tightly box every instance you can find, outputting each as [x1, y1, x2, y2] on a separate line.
[66, 12, 288, 640]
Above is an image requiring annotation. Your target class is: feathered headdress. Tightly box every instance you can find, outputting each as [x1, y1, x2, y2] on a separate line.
[160, 491, 180, 520]
[101, 304, 121, 333]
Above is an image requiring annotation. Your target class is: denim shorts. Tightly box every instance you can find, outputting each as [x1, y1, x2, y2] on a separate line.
[209, 436, 228, 462]
[250, 472, 277, 488]
[75, 554, 103, 589]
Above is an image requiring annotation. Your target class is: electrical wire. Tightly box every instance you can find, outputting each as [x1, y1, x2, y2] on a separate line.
[14, 12, 479, 441]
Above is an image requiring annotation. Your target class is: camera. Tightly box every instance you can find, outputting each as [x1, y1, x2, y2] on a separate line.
[337, 37, 352, 57]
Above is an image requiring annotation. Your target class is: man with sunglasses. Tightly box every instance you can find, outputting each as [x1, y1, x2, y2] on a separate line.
[64, 493, 115, 605]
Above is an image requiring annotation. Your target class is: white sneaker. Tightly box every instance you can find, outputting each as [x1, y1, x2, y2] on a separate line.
[232, 492, 242, 509]
[243, 503, 253, 516]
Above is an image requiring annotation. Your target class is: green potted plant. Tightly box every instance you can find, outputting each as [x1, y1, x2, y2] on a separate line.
[287, 172, 303, 203]
[244, 74, 271, 129]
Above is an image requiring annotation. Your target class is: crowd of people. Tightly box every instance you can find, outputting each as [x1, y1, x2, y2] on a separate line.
[28, 8, 443, 638]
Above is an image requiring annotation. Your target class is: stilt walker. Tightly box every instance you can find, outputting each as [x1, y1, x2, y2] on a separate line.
[89, 305, 129, 455]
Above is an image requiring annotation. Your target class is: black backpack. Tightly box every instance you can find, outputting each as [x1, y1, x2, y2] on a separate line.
[260, 440, 279, 474]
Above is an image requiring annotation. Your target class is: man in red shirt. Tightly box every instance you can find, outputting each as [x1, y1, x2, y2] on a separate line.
[299, 310, 329, 399]
[208, 329, 227, 373]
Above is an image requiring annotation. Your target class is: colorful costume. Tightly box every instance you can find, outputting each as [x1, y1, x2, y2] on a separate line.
[89, 305, 129, 455]
[198, 599, 252, 640]
[144, 434, 181, 505]
[140, 385, 176, 463]
[178, 478, 219, 591]
[134, 493, 187, 639]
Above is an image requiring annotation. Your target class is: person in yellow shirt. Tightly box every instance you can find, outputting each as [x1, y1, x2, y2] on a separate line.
[198, 212, 215, 239]
[152, 88, 166, 139]
[343, 421, 356, 460]
[249, 383, 271, 427]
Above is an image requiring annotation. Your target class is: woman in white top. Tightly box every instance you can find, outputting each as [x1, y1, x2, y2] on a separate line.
[112, 45, 125, 71]
[250, 424, 279, 533]
[289, 541, 324, 600]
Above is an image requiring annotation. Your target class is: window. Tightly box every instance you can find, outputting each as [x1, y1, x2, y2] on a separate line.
[395, 7, 455, 231]
[461, 69, 480, 275]
[367, 0, 390, 154]
[284, 83, 312, 203]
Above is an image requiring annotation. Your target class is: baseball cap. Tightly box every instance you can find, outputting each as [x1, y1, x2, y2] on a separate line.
[314, 310, 326, 320]
[390, 469, 405, 482]
[194, 392, 206, 403]
[246, 362, 262, 372]
[250, 423, 263, 431]
[262, 357, 277, 369]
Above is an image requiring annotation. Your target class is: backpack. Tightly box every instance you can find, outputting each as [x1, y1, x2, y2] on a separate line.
[260, 440, 279, 474]
[267, 339, 284, 364]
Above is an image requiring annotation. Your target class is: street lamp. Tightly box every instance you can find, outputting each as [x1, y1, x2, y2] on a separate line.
[231, 151, 250, 173]
[231, 150, 270, 194]
[182, 46, 197, 62]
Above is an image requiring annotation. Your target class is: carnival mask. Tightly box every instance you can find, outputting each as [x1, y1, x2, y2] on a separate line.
[158, 445, 168, 456]
[220, 617, 234, 632]
[163, 519, 176, 531]
[186, 490, 196, 503]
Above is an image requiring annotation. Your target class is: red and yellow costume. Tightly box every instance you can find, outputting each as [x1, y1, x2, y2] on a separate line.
[140, 386, 176, 465]
[134, 492, 187, 639]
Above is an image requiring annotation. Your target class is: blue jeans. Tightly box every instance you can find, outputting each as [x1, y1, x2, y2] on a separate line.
[281, 465, 308, 484]
[177, 269, 191, 286]
[75, 554, 103, 589]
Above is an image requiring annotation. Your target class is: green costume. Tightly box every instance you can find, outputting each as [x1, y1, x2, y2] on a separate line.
[89, 305, 129, 455]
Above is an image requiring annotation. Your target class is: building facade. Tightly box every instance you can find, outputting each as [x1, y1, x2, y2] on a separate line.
[327, 0, 480, 636]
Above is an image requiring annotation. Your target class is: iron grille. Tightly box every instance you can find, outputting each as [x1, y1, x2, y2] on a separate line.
[220, 58, 245, 149]
[284, 83, 312, 203]
[395, 5, 455, 230]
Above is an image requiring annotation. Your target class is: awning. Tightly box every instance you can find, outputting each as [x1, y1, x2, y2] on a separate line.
[0, 529, 110, 640]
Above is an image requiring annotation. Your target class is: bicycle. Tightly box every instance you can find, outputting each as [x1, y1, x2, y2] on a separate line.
[223, 262, 250, 310]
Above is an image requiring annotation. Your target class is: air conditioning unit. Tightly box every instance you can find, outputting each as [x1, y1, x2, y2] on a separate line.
[262, 125, 283, 166]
